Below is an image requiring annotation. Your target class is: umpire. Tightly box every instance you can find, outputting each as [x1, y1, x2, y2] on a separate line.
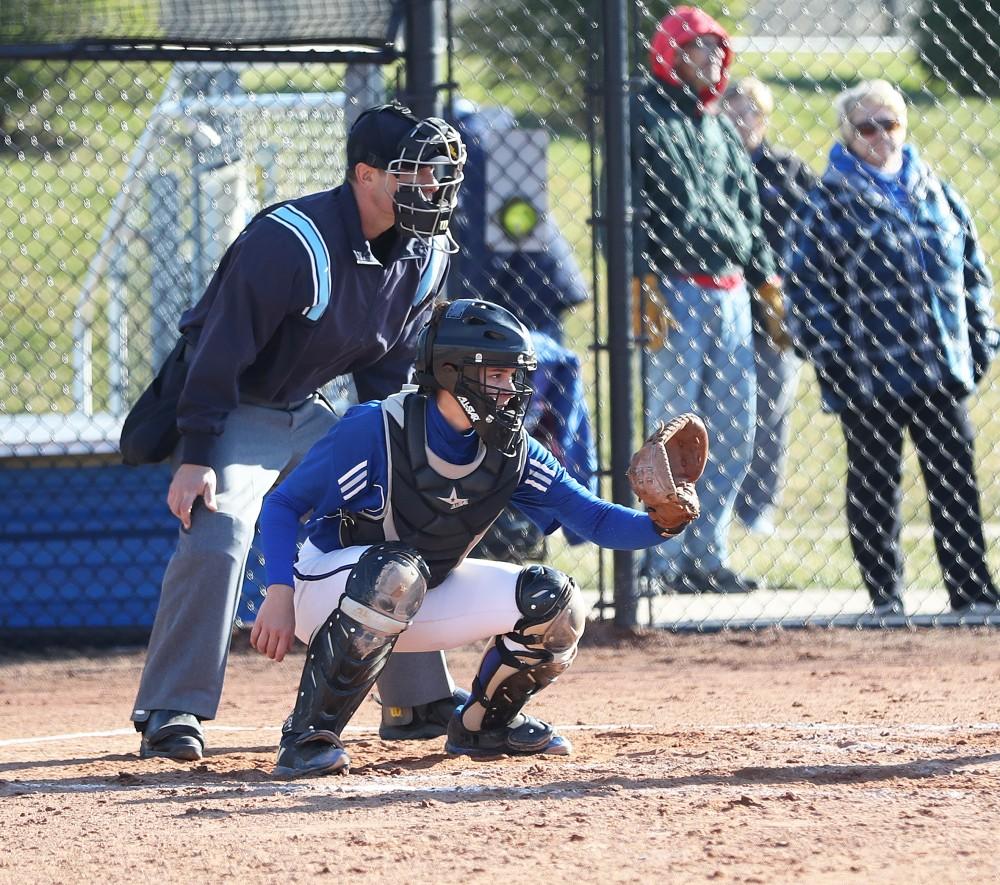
[129, 102, 469, 761]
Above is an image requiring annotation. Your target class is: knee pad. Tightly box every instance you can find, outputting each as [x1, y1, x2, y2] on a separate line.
[462, 566, 586, 732]
[287, 542, 429, 736]
[512, 565, 588, 657]
[341, 542, 430, 637]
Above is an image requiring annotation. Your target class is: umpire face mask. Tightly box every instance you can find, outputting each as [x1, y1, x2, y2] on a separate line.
[388, 118, 466, 252]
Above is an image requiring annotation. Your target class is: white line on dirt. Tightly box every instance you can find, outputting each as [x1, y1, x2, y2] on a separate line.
[3, 720, 999, 751]
[8, 763, 997, 800]
[0, 723, 657, 749]
[715, 722, 1000, 733]
[4, 776, 579, 797]
[3, 721, 1000, 749]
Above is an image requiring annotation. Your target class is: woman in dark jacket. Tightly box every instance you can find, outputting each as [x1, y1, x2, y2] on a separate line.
[785, 79, 999, 619]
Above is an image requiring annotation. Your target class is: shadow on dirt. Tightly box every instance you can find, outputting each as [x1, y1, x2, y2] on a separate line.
[5, 751, 998, 814]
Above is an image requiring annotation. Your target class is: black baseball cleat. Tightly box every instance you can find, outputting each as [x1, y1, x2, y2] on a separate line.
[445, 711, 572, 757]
[138, 710, 205, 762]
[379, 688, 471, 741]
[273, 729, 351, 778]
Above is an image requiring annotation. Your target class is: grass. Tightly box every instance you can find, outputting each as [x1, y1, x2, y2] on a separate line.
[2, 61, 172, 413]
[4, 46, 1000, 600]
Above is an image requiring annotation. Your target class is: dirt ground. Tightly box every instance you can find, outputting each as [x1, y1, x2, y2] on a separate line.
[1, 626, 999, 884]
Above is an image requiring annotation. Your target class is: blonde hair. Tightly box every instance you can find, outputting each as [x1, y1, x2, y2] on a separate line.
[836, 79, 907, 141]
[724, 77, 775, 117]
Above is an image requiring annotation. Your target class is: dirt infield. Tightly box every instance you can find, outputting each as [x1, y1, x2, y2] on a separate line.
[2, 627, 999, 884]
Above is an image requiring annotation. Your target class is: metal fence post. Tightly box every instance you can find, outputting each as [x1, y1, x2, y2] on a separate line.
[403, 0, 440, 116]
[601, 0, 638, 628]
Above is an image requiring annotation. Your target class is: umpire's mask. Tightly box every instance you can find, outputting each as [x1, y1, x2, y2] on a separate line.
[348, 104, 466, 252]
[389, 118, 467, 252]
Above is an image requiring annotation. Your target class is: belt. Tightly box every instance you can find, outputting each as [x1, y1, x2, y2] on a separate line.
[676, 271, 744, 290]
[240, 393, 315, 411]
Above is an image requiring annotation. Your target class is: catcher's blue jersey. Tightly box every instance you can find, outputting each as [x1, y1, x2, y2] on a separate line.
[260, 395, 664, 587]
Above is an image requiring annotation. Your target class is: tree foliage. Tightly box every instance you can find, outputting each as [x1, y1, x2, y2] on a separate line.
[454, 0, 747, 124]
[919, 0, 1000, 96]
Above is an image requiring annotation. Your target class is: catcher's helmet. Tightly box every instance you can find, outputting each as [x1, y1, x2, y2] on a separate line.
[347, 103, 466, 250]
[415, 299, 537, 456]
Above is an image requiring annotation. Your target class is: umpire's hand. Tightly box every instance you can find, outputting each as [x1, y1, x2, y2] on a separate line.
[251, 585, 296, 662]
[167, 463, 218, 529]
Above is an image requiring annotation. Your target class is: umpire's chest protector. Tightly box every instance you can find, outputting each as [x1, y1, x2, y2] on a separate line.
[339, 391, 527, 586]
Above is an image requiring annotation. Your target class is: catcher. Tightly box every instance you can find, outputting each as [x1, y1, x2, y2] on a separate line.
[252, 299, 708, 777]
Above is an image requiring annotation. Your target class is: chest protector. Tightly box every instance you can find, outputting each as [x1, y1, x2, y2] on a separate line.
[339, 391, 527, 587]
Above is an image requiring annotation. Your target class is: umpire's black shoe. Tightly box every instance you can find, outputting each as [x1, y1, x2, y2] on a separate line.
[378, 688, 471, 741]
[138, 710, 205, 762]
[445, 711, 572, 757]
[273, 730, 350, 779]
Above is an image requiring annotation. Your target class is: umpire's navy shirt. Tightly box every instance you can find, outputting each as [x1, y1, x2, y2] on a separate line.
[175, 183, 449, 466]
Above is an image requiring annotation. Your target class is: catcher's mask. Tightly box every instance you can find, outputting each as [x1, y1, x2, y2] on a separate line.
[415, 299, 537, 456]
[347, 104, 466, 252]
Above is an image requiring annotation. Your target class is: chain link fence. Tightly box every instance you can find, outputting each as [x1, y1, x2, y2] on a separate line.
[623, 0, 1000, 629]
[1, 56, 369, 635]
[2, 0, 999, 636]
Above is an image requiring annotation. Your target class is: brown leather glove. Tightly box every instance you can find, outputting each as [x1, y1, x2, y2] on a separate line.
[755, 278, 791, 351]
[632, 274, 680, 350]
[627, 413, 709, 536]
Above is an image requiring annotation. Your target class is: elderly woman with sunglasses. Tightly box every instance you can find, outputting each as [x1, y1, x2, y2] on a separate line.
[785, 79, 1000, 620]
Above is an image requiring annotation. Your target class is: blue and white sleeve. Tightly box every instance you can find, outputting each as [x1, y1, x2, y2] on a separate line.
[510, 439, 666, 550]
[259, 403, 386, 586]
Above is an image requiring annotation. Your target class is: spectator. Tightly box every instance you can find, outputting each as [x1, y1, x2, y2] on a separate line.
[722, 77, 818, 535]
[785, 79, 1000, 619]
[632, 6, 779, 594]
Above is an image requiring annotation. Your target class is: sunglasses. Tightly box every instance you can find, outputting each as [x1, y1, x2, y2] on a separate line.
[853, 118, 903, 137]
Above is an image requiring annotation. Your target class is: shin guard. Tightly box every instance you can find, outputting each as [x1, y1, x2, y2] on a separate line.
[287, 542, 429, 737]
[461, 565, 586, 733]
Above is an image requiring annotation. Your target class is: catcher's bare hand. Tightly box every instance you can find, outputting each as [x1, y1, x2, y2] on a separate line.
[627, 413, 709, 535]
[250, 584, 296, 662]
[167, 463, 218, 529]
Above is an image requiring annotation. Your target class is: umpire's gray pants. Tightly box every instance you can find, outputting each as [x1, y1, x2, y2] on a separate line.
[131, 398, 455, 725]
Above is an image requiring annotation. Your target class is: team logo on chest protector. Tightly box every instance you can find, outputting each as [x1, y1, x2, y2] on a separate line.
[338, 391, 526, 586]
[437, 486, 470, 509]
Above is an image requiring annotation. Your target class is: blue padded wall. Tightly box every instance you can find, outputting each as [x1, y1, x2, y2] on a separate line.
[0, 463, 264, 635]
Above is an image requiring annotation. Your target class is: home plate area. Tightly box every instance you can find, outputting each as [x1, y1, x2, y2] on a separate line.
[2, 629, 999, 883]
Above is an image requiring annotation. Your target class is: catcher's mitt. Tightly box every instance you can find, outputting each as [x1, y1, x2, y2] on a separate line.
[627, 413, 709, 536]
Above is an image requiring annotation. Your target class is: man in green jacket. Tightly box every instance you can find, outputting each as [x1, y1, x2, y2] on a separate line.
[632, 5, 779, 594]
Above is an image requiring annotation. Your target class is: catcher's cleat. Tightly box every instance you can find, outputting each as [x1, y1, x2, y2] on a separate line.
[445, 711, 572, 757]
[138, 710, 205, 762]
[274, 729, 351, 778]
[379, 688, 471, 741]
